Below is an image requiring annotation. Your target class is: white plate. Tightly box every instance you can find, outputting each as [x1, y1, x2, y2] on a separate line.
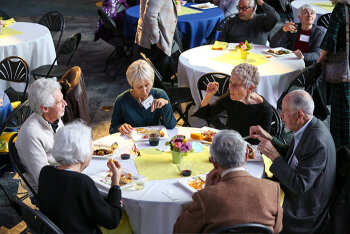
[130, 125, 169, 142]
[178, 175, 206, 193]
[190, 3, 218, 9]
[264, 47, 294, 57]
[92, 148, 116, 159]
[247, 145, 262, 162]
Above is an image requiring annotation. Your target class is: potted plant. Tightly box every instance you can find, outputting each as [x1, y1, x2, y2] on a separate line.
[166, 135, 192, 164]
[235, 40, 251, 59]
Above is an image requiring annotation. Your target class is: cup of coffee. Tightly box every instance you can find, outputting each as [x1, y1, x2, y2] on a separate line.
[149, 133, 160, 146]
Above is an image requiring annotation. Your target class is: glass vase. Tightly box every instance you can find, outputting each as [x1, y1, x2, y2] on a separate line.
[171, 150, 184, 164]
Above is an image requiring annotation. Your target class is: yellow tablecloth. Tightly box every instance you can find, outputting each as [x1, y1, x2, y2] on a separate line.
[211, 51, 269, 66]
[135, 148, 213, 181]
[0, 27, 23, 38]
[178, 6, 202, 16]
[0, 132, 17, 152]
[311, 2, 334, 11]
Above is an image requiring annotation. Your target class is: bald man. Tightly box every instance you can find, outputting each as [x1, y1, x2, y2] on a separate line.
[250, 90, 336, 233]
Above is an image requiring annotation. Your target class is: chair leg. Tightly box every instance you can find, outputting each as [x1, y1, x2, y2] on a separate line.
[173, 104, 191, 127]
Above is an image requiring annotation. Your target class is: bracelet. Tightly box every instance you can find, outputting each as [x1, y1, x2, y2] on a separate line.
[111, 185, 120, 190]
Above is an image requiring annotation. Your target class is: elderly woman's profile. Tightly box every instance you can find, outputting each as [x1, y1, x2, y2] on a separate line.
[109, 59, 176, 134]
[38, 121, 123, 233]
[194, 63, 273, 140]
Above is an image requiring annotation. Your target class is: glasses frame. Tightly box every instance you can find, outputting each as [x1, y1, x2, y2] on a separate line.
[236, 5, 252, 11]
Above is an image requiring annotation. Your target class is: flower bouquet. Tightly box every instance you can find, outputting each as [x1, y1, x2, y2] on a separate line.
[235, 40, 251, 59]
[166, 135, 193, 164]
[175, 0, 184, 12]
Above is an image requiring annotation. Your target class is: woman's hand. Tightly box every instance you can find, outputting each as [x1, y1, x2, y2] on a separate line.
[118, 123, 133, 135]
[293, 49, 304, 59]
[107, 160, 122, 186]
[282, 22, 297, 32]
[151, 98, 169, 112]
[200, 82, 219, 107]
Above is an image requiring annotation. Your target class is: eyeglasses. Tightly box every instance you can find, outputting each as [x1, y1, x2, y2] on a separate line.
[236, 6, 252, 11]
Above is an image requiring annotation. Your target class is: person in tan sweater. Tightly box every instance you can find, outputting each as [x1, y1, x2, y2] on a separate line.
[173, 130, 283, 233]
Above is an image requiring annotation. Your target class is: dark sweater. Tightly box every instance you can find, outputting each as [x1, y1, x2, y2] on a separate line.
[38, 166, 122, 233]
[219, 2, 279, 45]
[193, 93, 273, 140]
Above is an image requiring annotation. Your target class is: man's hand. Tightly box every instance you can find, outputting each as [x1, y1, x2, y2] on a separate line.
[250, 125, 273, 141]
[107, 160, 122, 186]
[294, 49, 304, 59]
[205, 169, 221, 186]
[282, 22, 297, 32]
[151, 98, 168, 112]
[257, 137, 280, 161]
[118, 123, 134, 135]
[256, 0, 264, 6]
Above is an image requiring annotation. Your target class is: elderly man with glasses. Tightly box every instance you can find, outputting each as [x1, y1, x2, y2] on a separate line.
[219, 0, 279, 45]
[270, 4, 326, 66]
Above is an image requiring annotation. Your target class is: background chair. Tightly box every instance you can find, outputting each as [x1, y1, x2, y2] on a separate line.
[38, 11, 65, 50]
[0, 184, 63, 233]
[210, 223, 273, 234]
[206, 14, 236, 45]
[197, 72, 230, 128]
[0, 56, 29, 103]
[0, 10, 10, 20]
[317, 13, 332, 29]
[270, 105, 284, 143]
[31, 33, 81, 80]
[277, 0, 293, 22]
[140, 53, 195, 126]
[97, 8, 133, 73]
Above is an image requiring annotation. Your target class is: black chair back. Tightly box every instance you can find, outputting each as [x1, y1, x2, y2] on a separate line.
[197, 72, 230, 100]
[0, 100, 33, 134]
[0, 10, 10, 20]
[0, 56, 29, 102]
[38, 11, 65, 50]
[270, 105, 283, 142]
[0, 184, 63, 233]
[317, 13, 332, 29]
[278, 0, 293, 22]
[211, 223, 273, 234]
[206, 14, 236, 45]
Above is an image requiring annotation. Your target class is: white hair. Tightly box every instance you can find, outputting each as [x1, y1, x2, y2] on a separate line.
[28, 78, 61, 114]
[286, 90, 314, 117]
[298, 4, 316, 17]
[231, 63, 260, 90]
[52, 121, 92, 165]
[210, 130, 247, 169]
[126, 59, 154, 88]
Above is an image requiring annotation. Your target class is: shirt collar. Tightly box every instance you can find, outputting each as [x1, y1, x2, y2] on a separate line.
[46, 119, 60, 133]
[221, 166, 245, 178]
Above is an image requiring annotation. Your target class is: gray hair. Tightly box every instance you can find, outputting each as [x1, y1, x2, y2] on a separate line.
[126, 59, 154, 88]
[210, 130, 247, 169]
[231, 63, 260, 90]
[286, 90, 314, 117]
[52, 121, 92, 165]
[298, 4, 316, 17]
[239, 0, 257, 10]
[28, 78, 61, 114]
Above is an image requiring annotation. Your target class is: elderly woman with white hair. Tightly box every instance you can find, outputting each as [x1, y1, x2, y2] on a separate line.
[109, 59, 176, 134]
[193, 63, 273, 142]
[38, 121, 123, 233]
[270, 4, 326, 66]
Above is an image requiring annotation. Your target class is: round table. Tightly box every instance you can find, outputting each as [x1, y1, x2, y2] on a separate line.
[0, 22, 56, 92]
[291, 0, 333, 23]
[124, 3, 224, 50]
[84, 127, 264, 234]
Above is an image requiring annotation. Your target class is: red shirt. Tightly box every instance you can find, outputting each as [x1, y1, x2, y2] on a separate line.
[293, 28, 311, 53]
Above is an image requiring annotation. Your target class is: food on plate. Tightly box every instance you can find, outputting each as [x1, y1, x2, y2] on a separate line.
[188, 177, 206, 190]
[93, 148, 113, 156]
[265, 55, 272, 58]
[201, 130, 216, 142]
[267, 49, 290, 55]
[197, 5, 209, 8]
[190, 132, 204, 141]
[136, 128, 165, 139]
[106, 170, 133, 186]
[108, 158, 115, 164]
[247, 145, 255, 159]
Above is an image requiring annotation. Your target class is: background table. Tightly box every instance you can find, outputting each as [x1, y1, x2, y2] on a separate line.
[84, 127, 264, 234]
[124, 3, 224, 50]
[0, 91, 13, 127]
[291, 0, 333, 23]
[0, 22, 56, 92]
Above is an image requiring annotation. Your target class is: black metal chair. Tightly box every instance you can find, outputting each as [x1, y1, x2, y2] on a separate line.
[31, 33, 81, 80]
[197, 72, 230, 128]
[206, 14, 237, 45]
[0, 56, 30, 103]
[97, 8, 133, 72]
[270, 104, 284, 143]
[278, 0, 293, 22]
[38, 11, 65, 50]
[0, 184, 63, 233]
[317, 13, 332, 29]
[0, 10, 10, 20]
[140, 53, 195, 126]
[210, 223, 273, 234]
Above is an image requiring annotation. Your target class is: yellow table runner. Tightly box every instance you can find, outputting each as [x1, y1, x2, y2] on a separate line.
[211, 51, 269, 66]
[178, 6, 202, 16]
[0, 27, 23, 38]
[311, 2, 334, 11]
[135, 148, 213, 181]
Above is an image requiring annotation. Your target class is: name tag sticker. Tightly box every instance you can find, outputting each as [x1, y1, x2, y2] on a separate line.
[300, 34, 310, 42]
[141, 95, 154, 109]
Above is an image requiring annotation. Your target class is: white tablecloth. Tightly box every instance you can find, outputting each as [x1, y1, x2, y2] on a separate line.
[291, 0, 332, 23]
[84, 127, 265, 234]
[0, 22, 56, 92]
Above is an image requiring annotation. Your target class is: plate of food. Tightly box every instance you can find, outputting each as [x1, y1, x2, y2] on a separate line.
[189, 127, 218, 144]
[265, 48, 293, 57]
[178, 175, 206, 193]
[92, 148, 115, 159]
[130, 125, 169, 142]
[190, 2, 217, 9]
[246, 144, 262, 162]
